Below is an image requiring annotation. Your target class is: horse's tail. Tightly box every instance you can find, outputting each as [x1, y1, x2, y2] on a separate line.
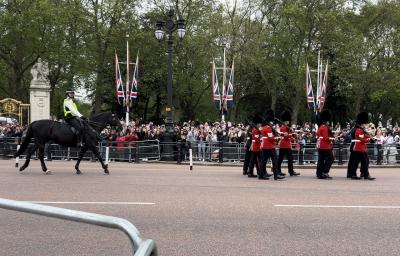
[14, 124, 33, 157]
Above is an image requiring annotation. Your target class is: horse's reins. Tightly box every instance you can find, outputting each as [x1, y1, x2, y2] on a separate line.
[86, 119, 120, 130]
[86, 120, 104, 129]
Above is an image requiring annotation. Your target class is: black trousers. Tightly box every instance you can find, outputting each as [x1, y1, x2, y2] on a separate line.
[261, 149, 279, 178]
[248, 151, 261, 176]
[65, 116, 83, 134]
[243, 146, 251, 173]
[65, 117, 84, 144]
[278, 148, 294, 174]
[376, 144, 383, 164]
[346, 150, 355, 177]
[347, 151, 370, 177]
[316, 149, 334, 178]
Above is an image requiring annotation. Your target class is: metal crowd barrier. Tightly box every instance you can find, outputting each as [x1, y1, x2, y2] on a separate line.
[0, 198, 157, 256]
[1, 137, 399, 165]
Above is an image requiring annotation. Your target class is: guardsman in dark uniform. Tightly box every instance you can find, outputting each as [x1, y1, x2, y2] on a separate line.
[347, 112, 376, 180]
[316, 110, 334, 179]
[260, 110, 285, 180]
[277, 111, 300, 176]
[243, 124, 253, 175]
[248, 112, 263, 178]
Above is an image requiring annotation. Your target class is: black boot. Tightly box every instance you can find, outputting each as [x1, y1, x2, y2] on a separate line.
[274, 175, 285, 180]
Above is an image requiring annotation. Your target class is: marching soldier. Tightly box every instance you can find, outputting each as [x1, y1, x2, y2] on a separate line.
[277, 111, 300, 176]
[248, 112, 263, 178]
[260, 110, 285, 180]
[243, 123, 253, 175]
[316, 110, 334, 179]
[347, 112, 376, 180]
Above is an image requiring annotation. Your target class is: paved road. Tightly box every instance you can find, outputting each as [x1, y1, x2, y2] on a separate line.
[0, 159, 399, 256]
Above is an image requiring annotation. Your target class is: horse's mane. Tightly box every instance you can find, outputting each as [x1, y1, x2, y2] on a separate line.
[90, 111, 111, 120]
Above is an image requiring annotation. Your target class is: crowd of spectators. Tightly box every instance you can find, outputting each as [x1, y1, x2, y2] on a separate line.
[0, 123, 24, 138]
[98, 119, 400, 146]
[1, 118, 400, 163]
[2, 118, 400, 146]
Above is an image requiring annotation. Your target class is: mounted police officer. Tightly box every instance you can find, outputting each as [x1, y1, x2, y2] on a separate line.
[64, 88, 86, 146]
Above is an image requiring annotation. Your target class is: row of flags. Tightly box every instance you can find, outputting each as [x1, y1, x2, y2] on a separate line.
[117, 50, 235, 114]
[115, 52, 139, 111]
[306, 59, 328, 112]
[212, 60, 234, 111]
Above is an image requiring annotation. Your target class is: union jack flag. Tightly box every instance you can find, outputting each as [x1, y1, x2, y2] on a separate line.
[212, 61, 221, 108]
[225, 60, 234, 109]
[115, 53, 125, 105]
[305, 63, 315, 110]
[129, 53, 139, 105]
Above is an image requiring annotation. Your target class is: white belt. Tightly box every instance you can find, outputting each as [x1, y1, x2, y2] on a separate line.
[351, 140, 360, 142]
[319, 137, 335, 140]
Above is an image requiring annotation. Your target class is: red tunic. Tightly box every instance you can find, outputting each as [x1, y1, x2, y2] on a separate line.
[251, 127, 261, 152]
[353, 128, 370, 152]
[279, 125, 292, 149]
[316, 124, 333, 150]
[260, 125, 275, 149]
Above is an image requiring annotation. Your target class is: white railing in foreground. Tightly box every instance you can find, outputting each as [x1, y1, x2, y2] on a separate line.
[0, 198, 157, 256]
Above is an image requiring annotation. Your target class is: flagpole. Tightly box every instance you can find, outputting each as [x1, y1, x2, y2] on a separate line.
[222, 45, 226, 122]
[126, 37, 130, 125]
[316, 51, 320, 116]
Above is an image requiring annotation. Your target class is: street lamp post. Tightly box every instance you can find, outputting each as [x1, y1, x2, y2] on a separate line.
[155, 9, 186, 160]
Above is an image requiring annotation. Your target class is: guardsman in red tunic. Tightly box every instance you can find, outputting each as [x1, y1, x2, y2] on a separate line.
[277, 111, 300, 176]
[316, 110, 334, 179]
[347, 112, 375, 180]
[259, 110, 285, 180]
[248, 112, 263, 178]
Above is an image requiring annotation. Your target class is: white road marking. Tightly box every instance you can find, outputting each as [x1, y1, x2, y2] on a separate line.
[274, 204, 400, 209]
[27, 201, 155, 205]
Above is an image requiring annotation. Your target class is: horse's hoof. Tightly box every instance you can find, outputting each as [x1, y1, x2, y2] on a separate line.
[104, 170, 110, 175]
[44, 170, 52, 175]
[76, 170, 82, 175]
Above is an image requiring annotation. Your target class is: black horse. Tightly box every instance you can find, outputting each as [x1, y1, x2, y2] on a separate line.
[14, 111, 122, 175]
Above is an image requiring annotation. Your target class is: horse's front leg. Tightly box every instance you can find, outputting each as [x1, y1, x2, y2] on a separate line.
[75, 146, 88, 175]
[88, 143, 109, 174]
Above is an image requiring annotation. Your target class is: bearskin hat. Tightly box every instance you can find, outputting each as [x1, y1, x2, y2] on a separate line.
[281, 111, 291, 122]
[252, 112, 263, 125]
[320, 110, 332, 123]
[356, 112, 369, 125]
[264, 109, 275, 122]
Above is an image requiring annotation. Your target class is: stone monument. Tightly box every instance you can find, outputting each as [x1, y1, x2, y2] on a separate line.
[30, 58, 51, 122]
